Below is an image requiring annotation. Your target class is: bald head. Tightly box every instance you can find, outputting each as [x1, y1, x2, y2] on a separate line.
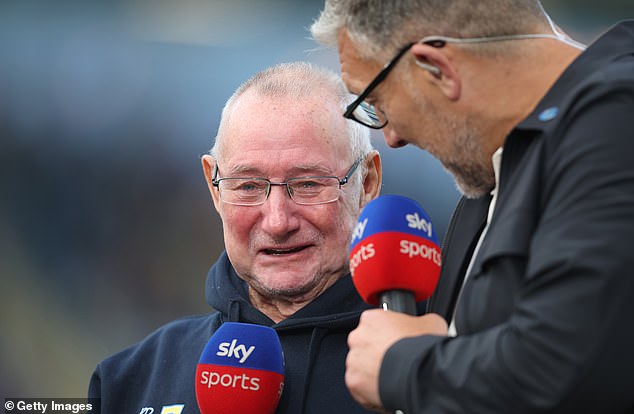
[211, 62, 371, 163]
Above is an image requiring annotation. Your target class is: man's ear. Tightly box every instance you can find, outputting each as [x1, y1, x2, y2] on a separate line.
[409, 43, 461, 101]
[360, 150, 382, 207]
[201, 154, 221, 212]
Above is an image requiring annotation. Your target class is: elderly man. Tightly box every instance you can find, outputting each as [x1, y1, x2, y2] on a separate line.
[89, 61, 382, 414]
[311, 1, 634, 413]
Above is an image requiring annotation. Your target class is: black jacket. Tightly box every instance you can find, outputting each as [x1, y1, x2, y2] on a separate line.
[380, 21, 634, 413]
[89, 251, 374, 413]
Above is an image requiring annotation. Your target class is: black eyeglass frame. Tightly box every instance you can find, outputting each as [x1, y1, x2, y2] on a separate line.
[343, 42, 415, 129]
[211, 156, 364, 206]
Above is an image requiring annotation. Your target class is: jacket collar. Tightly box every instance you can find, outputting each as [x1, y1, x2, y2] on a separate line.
[430, 195, 491, 319]
[519, 20, 634, 132]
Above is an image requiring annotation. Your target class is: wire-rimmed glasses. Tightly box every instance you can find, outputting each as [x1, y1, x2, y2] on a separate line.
[211, 157, 363, 206]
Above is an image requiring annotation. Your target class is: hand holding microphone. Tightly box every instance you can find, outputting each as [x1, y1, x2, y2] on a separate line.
[346, 195, 445, 411]
[346, 310, 448, 410]
[195, 322, 284, 414]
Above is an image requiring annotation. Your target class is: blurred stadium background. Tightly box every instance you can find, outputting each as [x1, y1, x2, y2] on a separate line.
[1, 0, 632, 398]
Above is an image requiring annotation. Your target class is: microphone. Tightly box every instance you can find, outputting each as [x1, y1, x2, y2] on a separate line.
[349, 194, 441, 315]
[195, 322, 285, 414]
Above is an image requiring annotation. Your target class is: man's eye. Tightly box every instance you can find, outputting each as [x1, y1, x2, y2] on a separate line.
[296, 180, 321, 189]
[227, 180, 266, 192]
[292, 179, 333, 193]
[363, 96, 376, 106]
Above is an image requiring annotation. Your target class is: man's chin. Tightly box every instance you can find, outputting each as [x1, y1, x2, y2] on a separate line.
[443, 164, 495, 199]
[259, 282, 318, 300]
[454, 178, 494, 199]
[251, 268, 319, 297]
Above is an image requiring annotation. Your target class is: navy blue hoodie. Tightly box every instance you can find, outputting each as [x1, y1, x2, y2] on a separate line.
[89, 252, 375, 413]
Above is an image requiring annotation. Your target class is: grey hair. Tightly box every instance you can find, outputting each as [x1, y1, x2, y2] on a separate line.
[311, 0, 553, 59]
[209, 61, 373, 184]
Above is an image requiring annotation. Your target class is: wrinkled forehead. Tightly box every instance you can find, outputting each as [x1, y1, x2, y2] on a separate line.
[218, 90, 353, 164]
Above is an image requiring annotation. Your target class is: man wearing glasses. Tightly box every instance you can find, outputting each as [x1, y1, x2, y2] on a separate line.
[89, 62, 382, 413]
[311, 1, 634, 413]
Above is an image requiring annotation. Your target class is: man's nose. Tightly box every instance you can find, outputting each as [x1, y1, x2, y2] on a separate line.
[260, 185, 300, 235]
[383, 126, 408, 148]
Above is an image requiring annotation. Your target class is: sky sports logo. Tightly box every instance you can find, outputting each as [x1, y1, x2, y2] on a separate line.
[197, 338, 267, 392]
[216, 339, 255, 364]
[198, 370, 262, 391]
[405, 212, 433, 238]
[352, 211, 434, 243]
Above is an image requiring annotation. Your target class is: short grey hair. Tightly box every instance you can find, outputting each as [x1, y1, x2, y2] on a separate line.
[311, 0, 552, 59]
[210, 62, 372, 177]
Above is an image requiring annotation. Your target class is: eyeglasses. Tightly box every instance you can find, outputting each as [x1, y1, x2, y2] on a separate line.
[344, 31, 580, 129]
[211, 157, 363, 206]
[343, 42, 414, 129]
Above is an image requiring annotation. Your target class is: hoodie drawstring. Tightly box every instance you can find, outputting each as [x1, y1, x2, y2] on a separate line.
[227, 299, 241, 322]
[299, 327, 327, 413]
